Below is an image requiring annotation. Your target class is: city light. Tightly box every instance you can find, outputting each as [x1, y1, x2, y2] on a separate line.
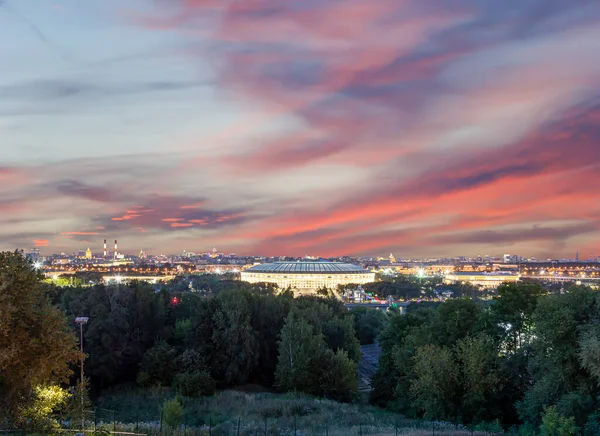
[33, 261, 42, 269]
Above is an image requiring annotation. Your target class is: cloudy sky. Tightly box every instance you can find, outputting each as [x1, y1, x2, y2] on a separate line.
[1, 0, 600, 258]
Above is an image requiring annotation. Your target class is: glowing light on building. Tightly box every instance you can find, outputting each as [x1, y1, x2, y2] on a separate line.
[241, 261, 375, 295]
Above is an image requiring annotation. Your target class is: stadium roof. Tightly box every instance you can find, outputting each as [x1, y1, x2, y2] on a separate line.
[245, 261, 369, 274]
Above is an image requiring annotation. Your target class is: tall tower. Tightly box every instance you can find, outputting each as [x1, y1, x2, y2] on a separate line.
[114, 240, 118, 259]
[389, 253, 396, 264]
[103, 240, 107, 258]
[85, 248, 92, 259]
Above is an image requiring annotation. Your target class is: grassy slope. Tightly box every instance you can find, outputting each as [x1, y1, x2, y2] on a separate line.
[93, 388, 502, 435]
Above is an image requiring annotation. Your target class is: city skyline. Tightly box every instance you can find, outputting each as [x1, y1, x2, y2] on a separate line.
[2, 0, 600, 258]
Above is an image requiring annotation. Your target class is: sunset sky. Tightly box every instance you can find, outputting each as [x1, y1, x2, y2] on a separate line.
[1, 0, 600, 258]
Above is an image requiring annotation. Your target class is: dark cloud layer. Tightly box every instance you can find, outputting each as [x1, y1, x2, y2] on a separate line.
[1, 0, 600, 257]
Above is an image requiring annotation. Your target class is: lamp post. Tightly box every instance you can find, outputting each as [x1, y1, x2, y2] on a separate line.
[75, 317, 89, 433]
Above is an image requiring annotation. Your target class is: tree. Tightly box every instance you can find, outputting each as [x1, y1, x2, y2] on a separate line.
[540, 406, 578, 436]
[275, 313, 324, 393]
[519, 287, 599, 426]
[490, 282, 545, 353]
[162, 397, 184, 428]
[456, 335, 502, 423]
[0, 251, 78, 419]
[209, 290, 259, 384]
[317, 349, 357, 402]
[16, 385, 70, 429]
[352, 307, 389, 345]
[323, 315, 362, 363]
[58, 281, 168, 389]
[410, 344, 459, 420]
[139, 340, 177, 386]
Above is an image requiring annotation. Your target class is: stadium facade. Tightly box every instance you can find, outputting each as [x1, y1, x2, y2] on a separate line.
[241, 261, 375, 294]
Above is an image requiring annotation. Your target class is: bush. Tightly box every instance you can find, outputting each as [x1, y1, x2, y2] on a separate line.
[540, 406, 578, 436]
[140, 340, 177, 386]
[474, 419, 504, 433]
[162, 397, 184, 427]
[173, 371, 216, 397]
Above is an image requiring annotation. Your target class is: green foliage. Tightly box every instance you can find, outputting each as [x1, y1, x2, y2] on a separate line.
[275, 312, 358, 402]
[318, 349, 358, 402]
[275, 313, 325, 394]
[410, 345, 459, 420]
[209, 290, 259, 384]
[57, 281, 168, 389]
[372, 281, 600, 430]
[173, 371, 216, 397]
[578, 325, 600, 382]
[140, 340, 178, 386]
[64, 378, 93, 423]
[162, 397, 185, 427]
[489, 282, 545, 353]
[16, 385, 70, 429]
[351, 307, 389, 345]
[0, 251, 78, 419]
[540, 406, 578, 436]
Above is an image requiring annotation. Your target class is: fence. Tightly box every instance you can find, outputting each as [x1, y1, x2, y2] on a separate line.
[1, 408, 507, 436]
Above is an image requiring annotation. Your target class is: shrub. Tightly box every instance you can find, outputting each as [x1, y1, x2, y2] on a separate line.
[540, 406, 578, 436]
[162, 397, 184, 428]
[140, 340, 178, 386]
[173, 371, 216, 397]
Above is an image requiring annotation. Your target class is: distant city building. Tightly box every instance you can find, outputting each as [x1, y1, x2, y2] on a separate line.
[85, 248, 92, 259]
[241, 261, 375, 295]
[444, 271, 520, 289]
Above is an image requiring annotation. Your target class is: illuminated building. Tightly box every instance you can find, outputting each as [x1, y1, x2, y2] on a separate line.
[389, 253, 396, 264]
[85, 248, 92, 259]
[241, 261, 375, 295]
[444, 271, 520, 289]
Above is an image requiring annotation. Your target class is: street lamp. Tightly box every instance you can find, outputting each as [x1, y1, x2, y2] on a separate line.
[75, 317, 89, 433]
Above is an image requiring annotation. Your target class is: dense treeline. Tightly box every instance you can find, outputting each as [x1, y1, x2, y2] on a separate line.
[1, 252, 371, 424]
[371, 282, 600, 434]
[5, 250, 600, 434]
[51, 278, 360, 401]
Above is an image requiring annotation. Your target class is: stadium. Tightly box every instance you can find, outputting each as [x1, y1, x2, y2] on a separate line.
[240, 261, 375, 294]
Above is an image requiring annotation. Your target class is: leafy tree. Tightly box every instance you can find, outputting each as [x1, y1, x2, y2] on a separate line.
[275, 313, 324, 394]
[0, 251, 78, 419]
[432, 298, 481, 347]
[209, 290, 259, 384]
[317, 349, 357, 402]
[58, 281, 168, 389]
[173, 371, 215, 397]
[410, 344, 459, 420]
[490, 282, 545, 353]
[139, 340, 177, 386]
[352, 307, 389, 345]
[16, 385, 70, 429]
[519, 287, 599, 426]
[323, 315, 361, 363]
[248, 293, 292, 385]
[456, 335, 502, 423]
[540, 406, 578, 436]
[370, 307, 433, 409]
[162, 397, 185, 427]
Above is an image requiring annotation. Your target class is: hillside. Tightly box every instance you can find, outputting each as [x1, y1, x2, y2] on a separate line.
[92, 388, 503, 435]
